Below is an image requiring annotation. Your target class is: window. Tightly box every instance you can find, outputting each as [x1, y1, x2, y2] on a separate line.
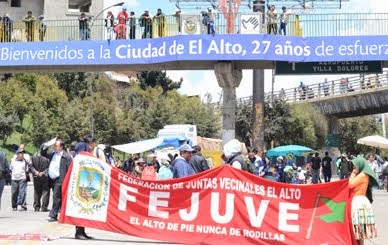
[10, 0, 21, 7]
[68, 0, 91, 13]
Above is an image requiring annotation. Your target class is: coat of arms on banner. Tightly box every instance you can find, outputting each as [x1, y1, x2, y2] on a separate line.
[182, 15, 200, 35]
[65, 154, 111, 222]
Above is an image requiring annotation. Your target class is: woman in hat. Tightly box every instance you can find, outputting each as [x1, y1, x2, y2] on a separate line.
[349, 157, 378, 244]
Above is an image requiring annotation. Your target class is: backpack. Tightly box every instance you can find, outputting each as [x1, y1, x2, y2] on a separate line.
[158, 165, 173, 180]
[141, 166, 157, 180]
[227, 154, 247, 172]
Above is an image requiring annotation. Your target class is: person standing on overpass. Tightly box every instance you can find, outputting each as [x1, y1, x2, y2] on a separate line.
[23, 11, 36, 42]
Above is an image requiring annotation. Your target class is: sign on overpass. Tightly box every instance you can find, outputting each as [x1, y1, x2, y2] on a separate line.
[275, 61, 382, 75]
[325, 134, 341, 147]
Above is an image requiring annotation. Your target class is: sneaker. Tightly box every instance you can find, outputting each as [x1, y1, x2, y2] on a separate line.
[35, 208, 40, 212]
[21, 206, 27, 211]
[12, 208, 17, 211]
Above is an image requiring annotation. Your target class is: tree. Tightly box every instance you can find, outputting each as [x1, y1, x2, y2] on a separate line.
[82, 75, 118, 143]
[27, 104, 53, 147]
[338, 116, 379, 155]
[235, 100, 253, 147]
[54, 72, 89, 101]
[0, 111, 18, 145]
[117, 84, 220, 143]
[179, 96, 220, 138]
[137, 71, 182, 94]
[56, 99, 89, 143]
[285, 104, 328, 149]
[26, 75, 68, 146]
[0, 76, 34, 124]
[264, 98, 291, 148]
[235, 98, 328, 150]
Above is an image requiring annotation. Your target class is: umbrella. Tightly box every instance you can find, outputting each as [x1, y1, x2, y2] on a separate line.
[267, 145, 313, 157]
[112, 138, 164, 154]
[357, 135, 388, 149]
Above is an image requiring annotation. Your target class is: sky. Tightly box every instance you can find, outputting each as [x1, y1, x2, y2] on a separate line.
[104, 0, 388, 102]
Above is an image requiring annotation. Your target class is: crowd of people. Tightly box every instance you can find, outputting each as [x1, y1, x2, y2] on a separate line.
[0, 11, 46, 42]
[293, 72, 388, 101]
[0, 136, 387, 244]
[0, 8, 182, 42]
[0, 4, 293, 43]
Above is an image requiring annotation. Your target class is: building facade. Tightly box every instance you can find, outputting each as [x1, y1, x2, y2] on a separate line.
[0, 0, 44, 20]
[0, 0, 103, 20]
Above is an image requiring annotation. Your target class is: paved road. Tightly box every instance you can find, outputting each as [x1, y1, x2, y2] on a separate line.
[0, 183, 386, 245]
[0, 183, 175, 245]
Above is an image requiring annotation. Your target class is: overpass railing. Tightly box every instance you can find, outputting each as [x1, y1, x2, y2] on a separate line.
[275, 72, 388, 102]
[1, 13, 388, 42]
[212, 72, 388, 108]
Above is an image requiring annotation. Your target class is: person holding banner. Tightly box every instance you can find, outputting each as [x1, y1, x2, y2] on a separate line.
[73, 136, 98, 240]
[349, 157, 378, 244]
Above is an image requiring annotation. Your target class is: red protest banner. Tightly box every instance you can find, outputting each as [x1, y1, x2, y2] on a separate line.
[59, 153, 354, 245]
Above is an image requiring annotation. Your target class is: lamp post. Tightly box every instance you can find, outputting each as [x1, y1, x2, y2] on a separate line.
[88, 2, 124, 137]
[89, 75, 94, 137]
[383, 114, 387, 138]
[90, 1, 125, 29]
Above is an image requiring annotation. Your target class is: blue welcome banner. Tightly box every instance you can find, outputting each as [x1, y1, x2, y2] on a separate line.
[0, 34, 387, 66]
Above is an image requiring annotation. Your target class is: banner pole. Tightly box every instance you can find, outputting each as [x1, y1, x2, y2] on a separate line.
[306, 192, 321, 239]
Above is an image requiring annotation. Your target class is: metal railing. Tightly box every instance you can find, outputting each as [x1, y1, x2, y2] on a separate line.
[1, 13, 388, 42]
[211, 72, 388, 108]
[276, 72, 388, 103]
[294, 13, 388, 36]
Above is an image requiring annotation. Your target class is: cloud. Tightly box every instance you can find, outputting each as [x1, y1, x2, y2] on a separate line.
[171, 70, 223, 102]
[166, 70, 200, 96]
[125, 0, 140, 7]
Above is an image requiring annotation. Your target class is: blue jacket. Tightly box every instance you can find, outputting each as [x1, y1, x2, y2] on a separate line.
[173, 157, 196, 178]
[254, 157, 268, 176]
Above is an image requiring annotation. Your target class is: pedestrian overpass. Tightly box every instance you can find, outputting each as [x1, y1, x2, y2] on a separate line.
[1, 12, 388, 146]
[262, 73, 388, 118]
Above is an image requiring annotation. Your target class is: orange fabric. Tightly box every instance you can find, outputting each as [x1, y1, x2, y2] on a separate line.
[219, 0, 241, 33]
[349, 172, 369, 196]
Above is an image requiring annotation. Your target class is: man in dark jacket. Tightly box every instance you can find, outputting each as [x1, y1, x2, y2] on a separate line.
[47, 139, 72, 222]
[30, 144, 50, 212]
[190, 145, 209, 173]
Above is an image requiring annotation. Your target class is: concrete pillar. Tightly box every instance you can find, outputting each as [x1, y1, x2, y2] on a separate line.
[214, 62, 242, 145]
[252, 69, 265, 151]
[328, 117, 339, 134]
